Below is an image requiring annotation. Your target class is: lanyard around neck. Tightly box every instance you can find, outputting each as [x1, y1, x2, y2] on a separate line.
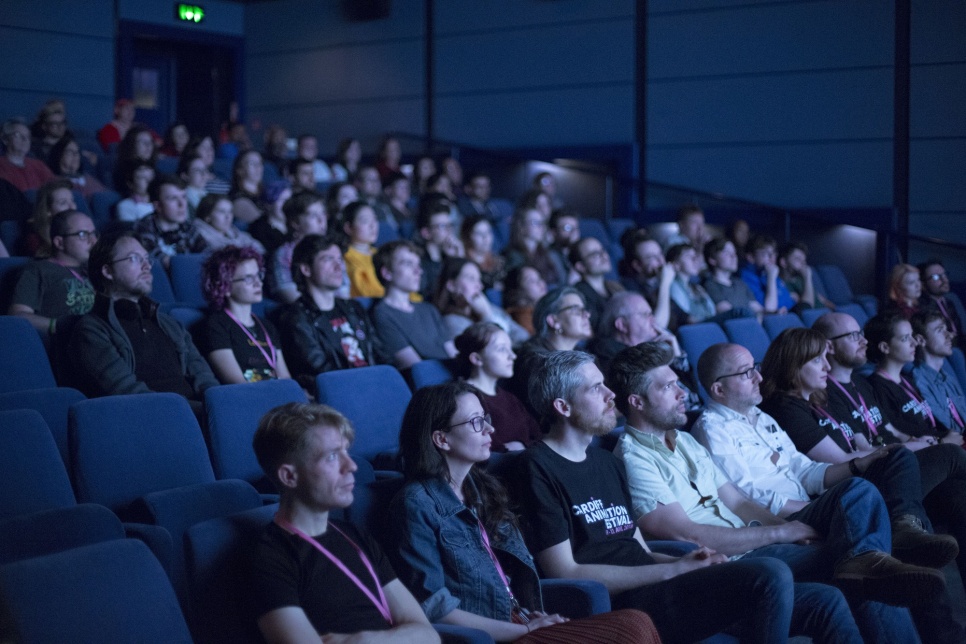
[896, 375, 937, 428]
[274, 515, 393, 625]
[811, 403, 856, 453]
[48, 258, 87, 283]
[223, 309, 277, 371]
[828, 379, 879, 438]
[476, 517, 521, 609]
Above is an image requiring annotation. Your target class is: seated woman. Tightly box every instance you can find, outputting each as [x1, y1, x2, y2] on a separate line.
[462, 214, 506, 290]
[248, 180, 291, 255]
[502, 207, 567, 289]
[503, 265, 547, 335]
[114, 161, 155, 223]
[159, 122, 190, 158]
[341, 201, 382, 298]
[178, 153, 209, 215]
[389, 381, 659, 643]
[230, 149, 266, 224]
[112, 124, 156, 189]
[436, 258, 529, 344]
[201, 245, 291, 384]
[192, 194, 265, 253]
[456, 322, 540, 452]
[885, 264, 921, 320]
[20, 178, 76, 257]
[183, 135, 230, 194]
[47, 135, 106, 199]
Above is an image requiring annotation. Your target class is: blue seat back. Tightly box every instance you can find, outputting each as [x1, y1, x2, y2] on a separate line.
[836, 302, 869, 328]
[151, 259, 177, 304]
[761, 313, 804, 340]
[316, 365, 412, 463]
[606, 218, 636, 243]
[410, 359, 456, 390]
[721, 317, 771, 363]
[578, 219, 610, 245]
[799, 307, 831, 327]
[814, 264, 856, 305]
[170, 254, 208, 307]
[676, 322, 729, 403]
[90, 189, 121, 229]
[0, 540, 193, 644]
[0, 504, 124, 566]
[0, 257, 29, 311]
[0, 409, 76, 518]
[204, 380, 308, 487]
[0, 387, 85, 470]
[69, 393, 215, 514]
[0, 316, 56, 393]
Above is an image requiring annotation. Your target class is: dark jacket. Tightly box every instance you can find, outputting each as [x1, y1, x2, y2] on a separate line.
[278, 296, 382, 389]
[67, 293, 218, 398]
[388, 477, 543, 623]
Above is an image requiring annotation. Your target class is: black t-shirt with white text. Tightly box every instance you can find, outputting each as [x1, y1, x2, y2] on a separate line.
[825, 375, 896, 448]
[869, 373, 949, 440]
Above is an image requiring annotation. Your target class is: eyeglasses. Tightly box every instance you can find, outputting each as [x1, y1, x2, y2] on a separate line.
[714, 363, 761, 383]
[62, 230, 98, 241]
[927, 272, 948, 282]
[582, 249, 608, 262]
[828, 330, 864, 342]
[557, 304, 590, 316]
[110, 253, 153, 268]
[232, 270, 265, 286]
[447, 413, 492, 433]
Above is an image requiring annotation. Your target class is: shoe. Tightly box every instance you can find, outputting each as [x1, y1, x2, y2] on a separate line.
[891, 514, 959, 569]
[833, 550, 946, 607]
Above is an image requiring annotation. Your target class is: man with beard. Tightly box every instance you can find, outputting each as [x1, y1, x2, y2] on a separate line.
[918, 259, 966, 349]
[513, 350, 839, 644]
[911, 309, 966, 434]
[617, 229, 675, 330]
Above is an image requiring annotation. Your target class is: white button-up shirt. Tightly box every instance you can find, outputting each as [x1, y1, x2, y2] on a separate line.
[691, 401, 829, 516]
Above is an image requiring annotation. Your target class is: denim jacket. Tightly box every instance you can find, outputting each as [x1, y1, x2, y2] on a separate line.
[388, 477, 543, 622]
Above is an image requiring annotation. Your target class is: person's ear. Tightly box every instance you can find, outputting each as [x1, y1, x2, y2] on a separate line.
[552, 397, 571, 418]
[431, 430, 449, 452]
[379, 265, 393, 284]
[101, 263, 114, 284]
[878, 340, 891, 356]
[627, 393, 646, 412]
[51, 235, 66, 252]
[468, 351, 484, 368]
[614, 316, 630, 336]
[277, 463, 298, 490]
[299, 263, 312, 279]
[708, 382, 724, 401]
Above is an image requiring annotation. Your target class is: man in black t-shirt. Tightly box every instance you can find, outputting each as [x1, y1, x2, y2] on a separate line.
[280, 235, 383, 389]
[248, 402, 437, 642]
[514, 350, 799, 644]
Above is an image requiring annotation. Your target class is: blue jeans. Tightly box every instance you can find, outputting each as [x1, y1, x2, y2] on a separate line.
[614, 557, 794, 644]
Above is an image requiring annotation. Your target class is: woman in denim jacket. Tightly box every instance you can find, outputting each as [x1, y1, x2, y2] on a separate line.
[388, 381, 657, 642]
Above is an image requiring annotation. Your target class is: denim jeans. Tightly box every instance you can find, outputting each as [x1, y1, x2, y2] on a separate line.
[614, 557, 794, 644]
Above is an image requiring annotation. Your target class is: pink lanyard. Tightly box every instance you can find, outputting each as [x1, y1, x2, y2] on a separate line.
[811, 403, 856, 452]
[948, 397, 965, 431]
[274, 516, 393, 625]
[223, 309, 277, 371]
[48, 258, 87, 283]
[829, 379, 879, 438]
[896, 376, 937, 428]
[476, 519, 520, 607]
[936, 299, 959, 335]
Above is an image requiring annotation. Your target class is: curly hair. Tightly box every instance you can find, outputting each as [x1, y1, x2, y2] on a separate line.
[201, 245, 265, 309]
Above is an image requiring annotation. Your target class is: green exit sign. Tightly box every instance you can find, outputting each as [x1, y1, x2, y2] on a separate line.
[175, 3, 205, 23]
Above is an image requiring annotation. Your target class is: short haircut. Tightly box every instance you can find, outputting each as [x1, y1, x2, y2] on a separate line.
[291, 234, 340, 293]
[201, 245, 265, 309]
[288, 157, 314, 175]
[608, 342, 674, 416]
[911, 308, 946, 338]
[676, 203, 703, 223]
[746, 234, 777, 255]
[176, 152, 204, 177]
[417, 195, 453, 231]
[811, 312, 839, 339]
[87, 229, 139, 294]
[382, 170, 408, 190]
[528, 350, 596, 431]
[148, 174, 184, 203]
[779, 241, 808, 260]
[597, 290, 640, 339]
[618, 227, 652, 277]
[760, 327, 828, 399]
[532, 286, 584, 337]
[1, 117, 27, 141]
[282, 190, 324, 229]
[665, 243, 693, 264]
[253, 402, 355, 490]
[703, 236, 730, 266]
[696, 342, 738, 394]
[123, 160, 154, 186]
[373, 240, 420, 287]
[195, 193, 231, 223]
[49, 209, 86, 240]
[864, 312, 907, 363]
[917, 258, 945, 277]
[549, 207, 580, 230]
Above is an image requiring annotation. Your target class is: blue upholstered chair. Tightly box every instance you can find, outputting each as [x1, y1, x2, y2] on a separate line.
[409, 358, 456, 390]
[721, 317, 771, 363]
[676, 322, 729, 403]
[0, 316, 56, 393]
[169, 253, 208, 308]
[0, 387, 85, 471]
[761, 312, 804, 341]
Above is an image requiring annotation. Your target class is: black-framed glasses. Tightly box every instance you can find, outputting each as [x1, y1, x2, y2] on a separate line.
[232, 270, 266, 286]
[62, 230, 98, 241]
[557, 304, 590, 316]
[828, 330, 864, 342]
[110, 253, 153, 268]
[714, 363, 761, 383]
[581, 248, 608, 262]
[927, 272, 948, 282]
[447, 413, 492, 433]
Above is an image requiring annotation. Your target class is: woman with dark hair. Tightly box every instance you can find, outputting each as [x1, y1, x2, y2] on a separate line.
[230, 149, 266, 224]
[191, 194, 264, 253]
[112, 124, 157, 188]
[248, 180, 292, 256]
[461, 215, 506, 290]
[388, 382, 658, 643]
[331, 137, 362, 182]
[341, 200, 382, 298]
[455, 322, 540, 452]
[502, 208, 567, 288]
[375, 135, 401, 180]
[47, 135, 106, 198]
[201, 245, 290, 384]
[435, 257, 528, 343]
[182, 135, 230, 195]
[160, 122, 190, 158]
[412, 155, 436, 197]
[503, 265, 547, 335]
[325, 181, 360, 221]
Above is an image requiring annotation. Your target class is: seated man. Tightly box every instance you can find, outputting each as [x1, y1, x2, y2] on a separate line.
[663, 204, 710, 260]
[354, 165, 398, 235]
[514, 350, 829, 644]
[456, 172, 500, 222]
[740, 234, 795, 314]
[294, 134, 333, 184]
[68, 231, 218, 412]
[248, 402, 439, 643]
[702, 237, 764, 319]
[617, 228, 675, 330]
[134, 174, 207, 269]
[267, 190, 327, 304]
[570, 236, 623, 331]
[779, 242, 833, 310]
[370, 241, 456, 370]
[416, 199, 463, 299]
[610, 341, 926, 638]
[9, 209, 96, 336]
[285, 157, 317, 194]
[279, 235, 382, 388]
[911, 309, 966, 434]
[0, 118, 55, 192]
[919, 259, 966, 350]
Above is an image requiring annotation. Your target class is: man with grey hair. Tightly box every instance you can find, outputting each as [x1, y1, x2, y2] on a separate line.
[514, 350, 814, 643]
[0, 118, 55, 191]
